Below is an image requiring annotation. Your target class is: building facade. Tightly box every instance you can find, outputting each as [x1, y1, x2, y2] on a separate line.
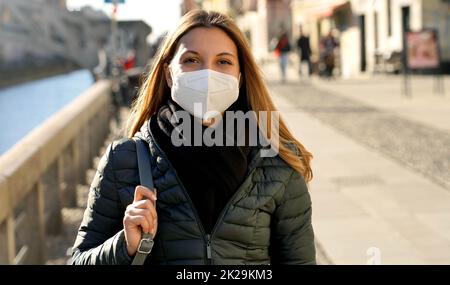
[199, 0, 292, 63]
[292, 0, 450, 78]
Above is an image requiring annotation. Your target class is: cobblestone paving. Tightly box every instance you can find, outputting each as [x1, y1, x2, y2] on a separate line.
[269, 82, 450, 191]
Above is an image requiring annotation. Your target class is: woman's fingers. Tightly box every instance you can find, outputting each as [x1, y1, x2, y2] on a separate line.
[126, 208, 153, 232]
[134, 199, 157, 221]
[125, 199, 158, 233]
[123, 214, 150, 233]
[124, 186, 158, 236]
[134, 186, 157, 203]
[123, 187, 158, 256]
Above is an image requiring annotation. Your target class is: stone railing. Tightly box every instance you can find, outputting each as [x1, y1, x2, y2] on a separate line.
[0, 80, 113, 264]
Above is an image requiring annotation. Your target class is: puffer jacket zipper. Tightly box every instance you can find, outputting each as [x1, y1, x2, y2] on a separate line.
[146, 121, 264, 264]
[206, 234, 212, 265]
[149, 133, 209, 262]
[207, 143, 264, 239]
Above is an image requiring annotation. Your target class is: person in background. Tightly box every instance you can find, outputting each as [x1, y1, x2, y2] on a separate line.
[275, 31, 291, 83]
[93, 40, 109, 80]
[296, 26, 312, 77]
[123, 49, 136, 71]
[320, 31, 339, 78]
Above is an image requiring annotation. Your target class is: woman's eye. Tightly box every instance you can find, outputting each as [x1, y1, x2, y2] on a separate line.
[183, 58, 199, 64]
[218, 59, 232, 65]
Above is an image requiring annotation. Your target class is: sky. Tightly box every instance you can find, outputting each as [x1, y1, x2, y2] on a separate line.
[66, 0, 182, 42]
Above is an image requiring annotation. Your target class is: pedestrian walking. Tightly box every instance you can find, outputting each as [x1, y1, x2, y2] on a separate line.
[296, 26, 312, 77]
[320, 31, 339, 78]
[72, 10, 315, 265]
[275, 32, 292, 83]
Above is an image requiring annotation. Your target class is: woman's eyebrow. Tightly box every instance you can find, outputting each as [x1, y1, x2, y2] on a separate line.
[216, 52, 236, 58]
[181, 50, 236, 58]
[181, 50, 200, 56]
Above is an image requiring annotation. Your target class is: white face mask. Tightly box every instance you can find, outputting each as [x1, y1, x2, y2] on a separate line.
[170, 69, 240, 121]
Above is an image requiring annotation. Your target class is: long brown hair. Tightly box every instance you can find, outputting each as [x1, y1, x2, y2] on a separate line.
[127, 10, 313, 182]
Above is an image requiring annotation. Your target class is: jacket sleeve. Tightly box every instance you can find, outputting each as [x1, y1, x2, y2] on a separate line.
[71, 142, 132, 265]
[270, 170, 316, 265]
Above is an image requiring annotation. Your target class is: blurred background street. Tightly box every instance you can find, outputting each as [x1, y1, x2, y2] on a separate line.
[0, 0, 449, 265]
[262, 59, 450, 264]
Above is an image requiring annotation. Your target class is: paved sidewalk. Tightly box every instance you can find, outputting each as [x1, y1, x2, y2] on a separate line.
[311, 76, 450, 133]
[261, 58, 450, 132]
[263, 61, 450, 264]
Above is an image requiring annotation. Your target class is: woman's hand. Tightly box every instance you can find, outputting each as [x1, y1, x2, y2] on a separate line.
[123, 186, 158, 257]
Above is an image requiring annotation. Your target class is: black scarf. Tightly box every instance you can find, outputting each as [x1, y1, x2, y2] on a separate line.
[150, 98, 251, 233]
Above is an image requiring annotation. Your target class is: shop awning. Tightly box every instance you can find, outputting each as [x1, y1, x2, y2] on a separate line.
[300, 0, 350, 19]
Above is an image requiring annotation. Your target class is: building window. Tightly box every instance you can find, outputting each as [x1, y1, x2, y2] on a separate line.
[387, 0, 392, 37]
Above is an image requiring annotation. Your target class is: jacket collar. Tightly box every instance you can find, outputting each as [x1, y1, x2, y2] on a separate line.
[134, 117, 265, 177]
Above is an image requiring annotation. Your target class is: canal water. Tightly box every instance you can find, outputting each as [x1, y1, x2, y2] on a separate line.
[0, 70, 94, 155]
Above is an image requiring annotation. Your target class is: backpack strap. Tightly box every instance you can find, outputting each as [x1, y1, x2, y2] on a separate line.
[131, 137, 155, 265]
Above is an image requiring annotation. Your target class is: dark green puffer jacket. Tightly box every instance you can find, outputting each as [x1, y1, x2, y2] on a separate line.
[72, 118, 316, 265]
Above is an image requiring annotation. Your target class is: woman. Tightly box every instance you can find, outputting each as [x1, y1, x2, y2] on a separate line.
[72, 10, 315, 265]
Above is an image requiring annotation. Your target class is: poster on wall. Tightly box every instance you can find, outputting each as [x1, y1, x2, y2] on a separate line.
[406, 29, 440, 70]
